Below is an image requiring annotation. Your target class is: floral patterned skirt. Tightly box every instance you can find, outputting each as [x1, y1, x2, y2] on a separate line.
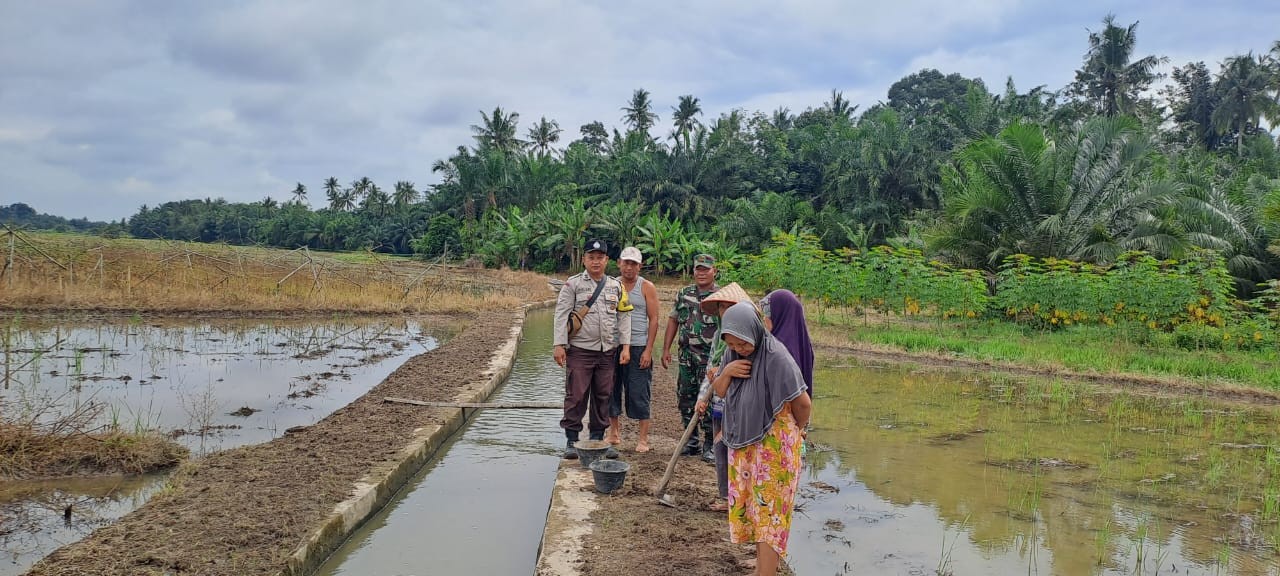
[727, 411, 802, 557]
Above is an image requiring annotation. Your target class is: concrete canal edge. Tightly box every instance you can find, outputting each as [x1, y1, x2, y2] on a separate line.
[276, 302, 551, 576]
[534, 462, 598, 576]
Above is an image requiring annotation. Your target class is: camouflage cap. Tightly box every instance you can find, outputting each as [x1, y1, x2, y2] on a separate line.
[693, 253, 716, 269]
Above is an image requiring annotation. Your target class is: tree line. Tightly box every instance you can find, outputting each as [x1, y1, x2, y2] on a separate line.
[100, 16, 1280, 293]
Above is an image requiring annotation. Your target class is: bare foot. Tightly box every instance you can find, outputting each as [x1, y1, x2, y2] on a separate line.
[605, 430, 621, 445]
[634, 439, 650, 453]
[708, 499, 729, 512]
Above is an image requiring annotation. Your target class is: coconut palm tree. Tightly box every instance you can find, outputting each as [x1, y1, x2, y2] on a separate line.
[350, 177, 373, 204]
[621, 88, 659, 135]
[291, 182, 307, 204]
[825, 89, 857, 120]
[362, 184, 391, 217]
[392, 181, 419, 208]
[671, 95, 702, 147]
[472, 107, 525, 153]
[323, 177, 341, 204]
[1069, 14, 1167, 117]
[527, 116, 562, 156]
[770, 107, 793, 131]
[1212, 53, 1279, 156]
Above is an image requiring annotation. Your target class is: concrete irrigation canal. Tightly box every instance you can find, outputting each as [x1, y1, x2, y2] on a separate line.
[316, 308, 563, 575]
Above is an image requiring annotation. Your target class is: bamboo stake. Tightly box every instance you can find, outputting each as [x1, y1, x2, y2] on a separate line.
[4, 225, 68, 271]
[3, 230, 14, 289]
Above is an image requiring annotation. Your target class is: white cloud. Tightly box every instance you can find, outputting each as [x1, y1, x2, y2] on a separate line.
[1, 0, 1277, 220]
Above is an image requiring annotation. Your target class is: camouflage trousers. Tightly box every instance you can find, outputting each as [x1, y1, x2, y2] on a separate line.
[677, 360, 713, 446]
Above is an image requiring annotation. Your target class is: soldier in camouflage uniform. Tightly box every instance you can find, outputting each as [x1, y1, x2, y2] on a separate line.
[660, 253, 719, 458]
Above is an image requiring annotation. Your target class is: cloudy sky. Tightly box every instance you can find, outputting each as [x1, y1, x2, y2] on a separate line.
[2, 1, 1277, 221]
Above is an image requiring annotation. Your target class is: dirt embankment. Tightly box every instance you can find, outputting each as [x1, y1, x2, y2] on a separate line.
[25, 312, 515, 576]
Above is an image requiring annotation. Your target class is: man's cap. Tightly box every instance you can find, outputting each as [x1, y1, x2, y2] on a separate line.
[619, 246, 643, 264]
[585, 239, 608, 255]
[693, 253, 716, 269]
[700, 282, 753, 315]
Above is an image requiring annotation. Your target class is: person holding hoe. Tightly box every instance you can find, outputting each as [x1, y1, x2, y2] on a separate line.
[553, 239, 632, 460]
[693, 282, 757, 512]
[712, 301, 811, 576]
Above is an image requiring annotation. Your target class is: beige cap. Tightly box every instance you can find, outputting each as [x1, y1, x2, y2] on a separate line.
[619, 246, 643, 264]
[700, 282, 753, 314]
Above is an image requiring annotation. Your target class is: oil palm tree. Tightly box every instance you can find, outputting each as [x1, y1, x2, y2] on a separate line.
[621, 88, 659, 135]
[527, 116, 562, 156]
[1069, 14, 1167, 117]
[930, 117, 1234, 269]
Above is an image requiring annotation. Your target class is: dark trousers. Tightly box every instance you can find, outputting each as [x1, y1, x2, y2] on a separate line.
[561, 346, 616, 441]
[713, 417, 727, 499]
[610, 345, 652, 420]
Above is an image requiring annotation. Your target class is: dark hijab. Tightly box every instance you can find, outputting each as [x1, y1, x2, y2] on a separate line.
[719, 302, 806, 450]
[766, 290, 814, 397]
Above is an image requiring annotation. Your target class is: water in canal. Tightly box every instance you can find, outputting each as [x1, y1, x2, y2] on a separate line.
[0, 315, 455, 576]
[317, 308, 564, 576]
[789, 360, 1280, 576]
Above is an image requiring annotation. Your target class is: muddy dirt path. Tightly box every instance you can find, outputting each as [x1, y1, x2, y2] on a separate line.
[25, 312, 514, 576]
[576, 317, 792, 576]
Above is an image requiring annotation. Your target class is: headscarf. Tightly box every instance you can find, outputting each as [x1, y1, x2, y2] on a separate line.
[765, 289, 814, 398]
[719, 302, 806, 450]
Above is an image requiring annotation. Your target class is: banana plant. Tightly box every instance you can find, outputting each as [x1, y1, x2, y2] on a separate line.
[636, 209, 683, 276]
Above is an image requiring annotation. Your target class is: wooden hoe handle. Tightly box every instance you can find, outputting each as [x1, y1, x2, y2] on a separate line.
[654, 386, 714, 497]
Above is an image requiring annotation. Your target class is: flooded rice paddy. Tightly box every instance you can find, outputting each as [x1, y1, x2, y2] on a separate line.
[317, 308, 563, 575]
[0, 314, 456, 576]
[790, 360, 1280, 575]
[7, 311, 1280, 576]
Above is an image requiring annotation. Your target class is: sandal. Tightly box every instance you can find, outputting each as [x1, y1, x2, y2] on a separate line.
[708, 499, 729, 512]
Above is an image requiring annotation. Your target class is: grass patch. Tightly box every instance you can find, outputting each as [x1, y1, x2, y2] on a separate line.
[0, 393, 188, 480]
[0, 231, 550, 314]
[811, 308, 1280, 392]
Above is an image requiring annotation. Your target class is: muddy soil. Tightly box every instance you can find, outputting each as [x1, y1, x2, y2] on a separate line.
[576, 320, 794, 576]
[24, 312, 515, 576]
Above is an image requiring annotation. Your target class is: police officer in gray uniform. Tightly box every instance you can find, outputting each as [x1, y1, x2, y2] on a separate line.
[553, 239, 632, 459]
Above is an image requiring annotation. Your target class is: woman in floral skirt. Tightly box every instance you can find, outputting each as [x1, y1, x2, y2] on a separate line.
[711, 302, 812, 575]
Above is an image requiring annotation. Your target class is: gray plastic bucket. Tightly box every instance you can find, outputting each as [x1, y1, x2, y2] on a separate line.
[588, 459, 630, 494]
[574, 440, 610, 469]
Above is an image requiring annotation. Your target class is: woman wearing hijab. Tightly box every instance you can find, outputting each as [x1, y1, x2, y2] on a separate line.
[760, 289, 815, 398]
[711, 302, 812, 576]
